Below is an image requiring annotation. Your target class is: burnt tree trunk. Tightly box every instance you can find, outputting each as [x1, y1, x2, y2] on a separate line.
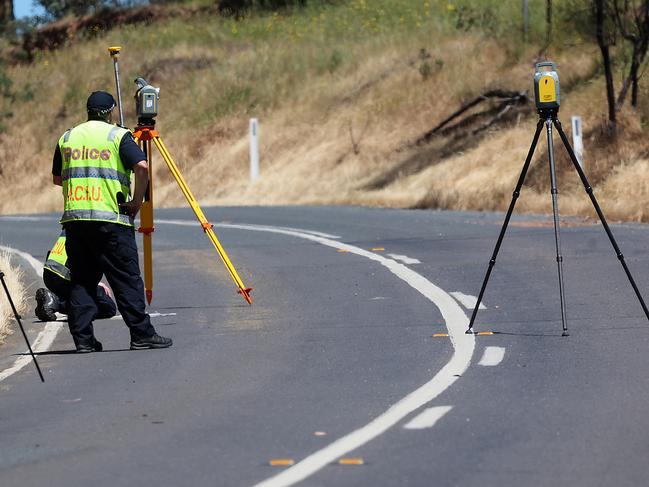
[0, 0, 14, 24]
[546, 0, 553, 45]
[613, 0, 649, 109]
[595, 0, 617, 133]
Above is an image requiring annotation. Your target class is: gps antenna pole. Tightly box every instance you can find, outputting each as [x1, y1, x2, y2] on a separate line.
[108, 46, 125, 126]
[0, 271, 44, 382]
[466, 118, 544, 334]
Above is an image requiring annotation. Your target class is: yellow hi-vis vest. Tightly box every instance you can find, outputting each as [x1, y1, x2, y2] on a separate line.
[44, 229, 70, 281]
[59, 120, 133, 226]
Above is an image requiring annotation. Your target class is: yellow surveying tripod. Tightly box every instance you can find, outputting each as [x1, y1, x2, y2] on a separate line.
[108, 47, 253, 306]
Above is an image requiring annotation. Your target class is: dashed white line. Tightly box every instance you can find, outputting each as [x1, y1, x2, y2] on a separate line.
[387, 253, 421, 265]
[450, 292, 487, 310]
[478, 346, 506, 366]
[403, 406, 453, 430]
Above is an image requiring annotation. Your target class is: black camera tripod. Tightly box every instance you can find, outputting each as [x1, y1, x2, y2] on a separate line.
[466, 109, 649, 336]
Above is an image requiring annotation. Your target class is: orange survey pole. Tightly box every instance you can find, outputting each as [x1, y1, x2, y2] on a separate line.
[139, 137, 154, 304]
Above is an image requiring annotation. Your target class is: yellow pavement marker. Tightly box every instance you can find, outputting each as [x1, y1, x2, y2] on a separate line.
[338, 458, 364, 465]
[269, 459, 295, 467]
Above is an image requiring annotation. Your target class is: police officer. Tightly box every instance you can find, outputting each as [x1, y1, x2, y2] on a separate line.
[52, 90, 172, 353]
[34, 228, 117, 322]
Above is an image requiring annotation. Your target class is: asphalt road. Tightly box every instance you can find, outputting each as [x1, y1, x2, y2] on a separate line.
[1, 206, 649, 487]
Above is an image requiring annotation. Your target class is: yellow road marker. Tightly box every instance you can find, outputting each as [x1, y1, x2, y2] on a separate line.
[338, 458, 364, 465]
[269, 459, 295, 467]
[337, 249, 349, 253]
[433, 333, 449, 337]
[477, 331, 495, 336]
[371, 247, 385, 251]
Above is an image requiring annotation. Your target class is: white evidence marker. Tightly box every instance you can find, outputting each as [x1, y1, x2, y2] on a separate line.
[387, 254, 421, 265]
[478, 347, 506, 367]
[403, 406, 453, 430]
[450, 292, 487, 310]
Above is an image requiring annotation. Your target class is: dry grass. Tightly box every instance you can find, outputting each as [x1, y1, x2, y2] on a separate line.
[0, 251, 27, 345]
[1, 1, 649, 223]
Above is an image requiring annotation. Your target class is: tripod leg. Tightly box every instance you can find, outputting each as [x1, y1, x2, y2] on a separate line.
[466, 119, 545, 334]
[150, 135, 253, 305]
[545, 119, 569, 336]
[554, 118, 649, 323]
[0, 271, 44, 382]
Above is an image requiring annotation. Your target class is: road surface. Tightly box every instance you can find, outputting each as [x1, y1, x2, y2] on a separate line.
[1, 206, 648, 487]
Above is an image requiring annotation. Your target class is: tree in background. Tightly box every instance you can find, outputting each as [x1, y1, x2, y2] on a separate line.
[546, 0, 553, 46]
[0, 0, 13, 25]
[36, 0, 147, 20]
[612, 0, 649, 109]
[218, 0, 307, 16]
[594, 0, 618, 133]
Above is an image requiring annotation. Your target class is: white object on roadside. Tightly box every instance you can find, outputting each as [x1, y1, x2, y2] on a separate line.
[571, 116, 584, 169]
[250, 118, 260, 183]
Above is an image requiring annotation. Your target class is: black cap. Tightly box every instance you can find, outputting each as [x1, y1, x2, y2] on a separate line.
[86, 91, 116, 113]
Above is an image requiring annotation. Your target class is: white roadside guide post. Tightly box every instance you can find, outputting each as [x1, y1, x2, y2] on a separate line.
[571, 115, 584, 169]
[250, 118, 260, 183]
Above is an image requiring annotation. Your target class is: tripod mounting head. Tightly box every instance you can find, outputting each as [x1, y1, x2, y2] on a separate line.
[134, 77, 160, 126]
[534, 62, 560, 117]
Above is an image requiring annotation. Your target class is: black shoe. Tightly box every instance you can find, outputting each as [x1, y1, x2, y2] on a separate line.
[35, 288, 58, 322]
[76, 339, 103, 353]
[130, 333, 173, 350]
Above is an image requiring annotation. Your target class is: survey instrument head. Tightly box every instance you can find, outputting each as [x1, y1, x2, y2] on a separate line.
[87, 90, 116, 122]
[108, 46, 121, 57]
[134, 77, 160, 125]
[533, 62, 560, 116]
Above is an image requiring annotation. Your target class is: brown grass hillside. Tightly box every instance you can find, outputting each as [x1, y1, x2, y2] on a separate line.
[1, 1, 648, 222]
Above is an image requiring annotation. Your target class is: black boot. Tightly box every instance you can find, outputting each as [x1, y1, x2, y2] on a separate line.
[130, 333, 173, 350]
[76, 339, 103, 353]
[35, 288, 59, 322]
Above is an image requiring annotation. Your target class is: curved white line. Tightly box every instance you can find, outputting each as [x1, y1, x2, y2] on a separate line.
[0, 245, 62, 383]
[2, 218, 477, 483]
[158, 220, 476, 487]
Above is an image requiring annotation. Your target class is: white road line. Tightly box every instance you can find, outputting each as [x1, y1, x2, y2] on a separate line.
[155, 221, 475, 487]
[0, 245, 62, 383]
[3, 218, 476, 484]
[156, 219, 341, 239]
[0, 322, 64, 382]
[478, 347, 506, 367]
[0, 245, 44, 278]
[387, 253, 421, 265]
[403, 406, 453, 430]
[450, 292, 486, 310]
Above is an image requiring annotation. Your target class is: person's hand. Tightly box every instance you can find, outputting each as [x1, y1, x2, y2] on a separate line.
[119, 200, 142, 217]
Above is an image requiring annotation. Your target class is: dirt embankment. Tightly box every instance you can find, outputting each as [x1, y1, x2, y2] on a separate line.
[1, 4, 649, 223]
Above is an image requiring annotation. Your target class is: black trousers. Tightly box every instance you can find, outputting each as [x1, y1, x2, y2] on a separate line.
[43, 268, 117, 319]
[64, 221, 155, 347]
